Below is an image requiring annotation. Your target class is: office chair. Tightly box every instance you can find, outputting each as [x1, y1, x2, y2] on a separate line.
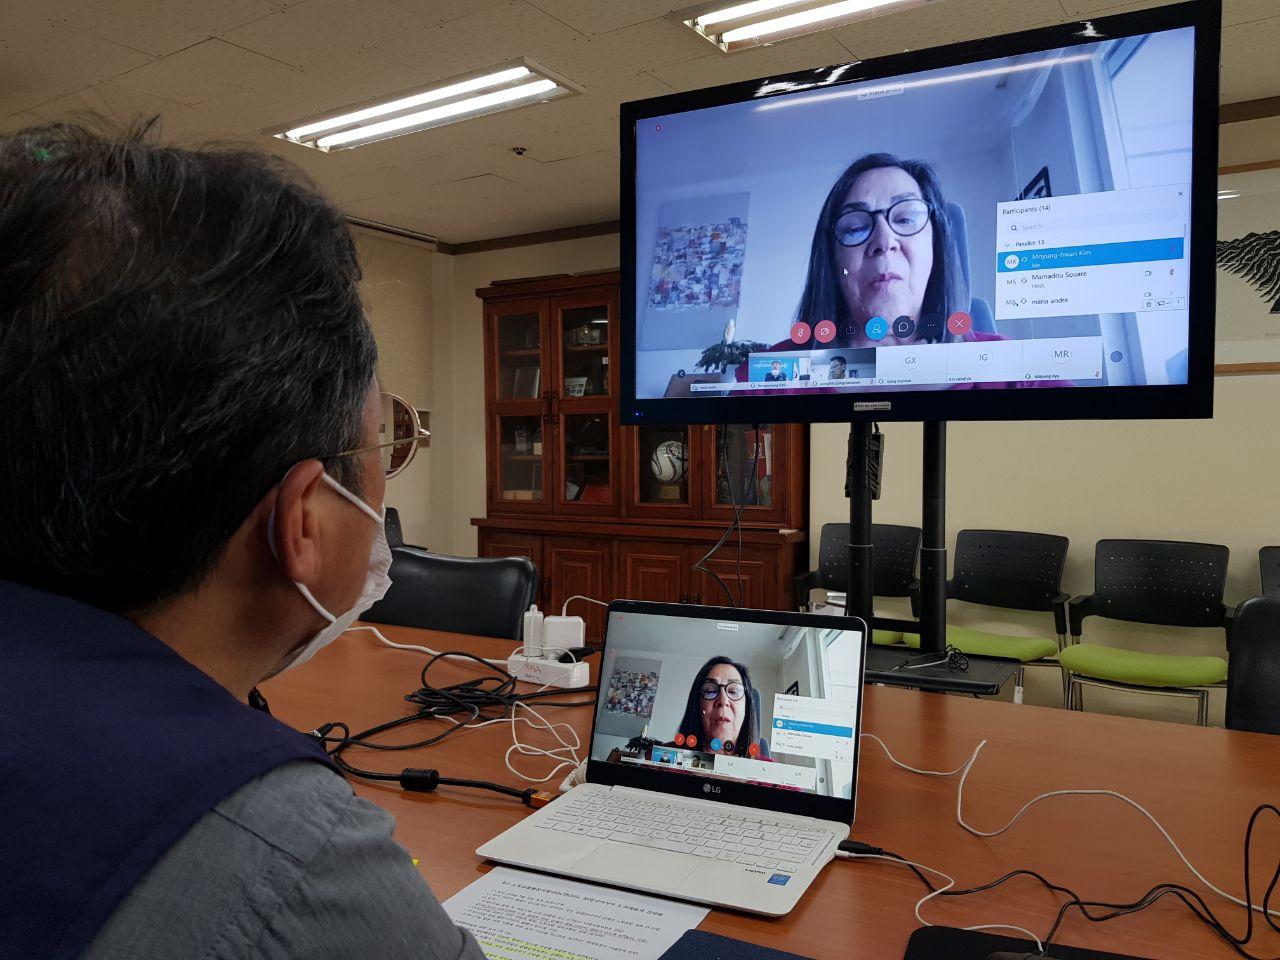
[1261, 546, 1280, 597]
[1060, 540, 1230, 726]
[794, 522, 920, 646]
[384, 507, 426, 551]
[939, 529, 1070, 704]
[1225, 595, 1280, 735]
[363, 550, 537, 641]
[384, 507, 405, 549]
[945, 201, 996, 334]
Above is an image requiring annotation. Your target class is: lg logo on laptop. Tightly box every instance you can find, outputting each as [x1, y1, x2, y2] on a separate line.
[703, 783, 721, 794]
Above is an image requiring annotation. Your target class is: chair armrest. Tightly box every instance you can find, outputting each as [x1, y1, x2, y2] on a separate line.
[908, 581, 921, 620]
[1067, 594, 1097, 638]
[1052, 592, 1070, 637]
[794, 570, 819, 611]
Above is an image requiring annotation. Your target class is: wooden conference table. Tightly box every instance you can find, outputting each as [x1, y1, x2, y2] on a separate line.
[261, 624, 1280, 960]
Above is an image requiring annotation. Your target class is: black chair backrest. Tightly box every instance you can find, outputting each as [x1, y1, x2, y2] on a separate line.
[384, 507, 405, 549]
[1261, 547, 1280, 597]
[364, 549, 537, 641]
[816, 522, 920, 597]
[949, 529, 1068, 612]
[1091, 539, 1229, 628]
[1226, 595, 1280, 734]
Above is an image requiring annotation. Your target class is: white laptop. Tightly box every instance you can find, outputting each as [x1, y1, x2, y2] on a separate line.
[478, 601, 867, 916]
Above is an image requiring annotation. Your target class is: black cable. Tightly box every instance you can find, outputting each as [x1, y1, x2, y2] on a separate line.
[692, 426, 739, 606]
[312, 651, 597, 805]
[841, 804, 1280, 959]
[735, 424, 762, 609]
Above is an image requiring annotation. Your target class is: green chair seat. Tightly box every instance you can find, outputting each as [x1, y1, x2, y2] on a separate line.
[946, 626, 1058, 663]
[871, 629, 904, 646]
[1059, 643, 1227, 688]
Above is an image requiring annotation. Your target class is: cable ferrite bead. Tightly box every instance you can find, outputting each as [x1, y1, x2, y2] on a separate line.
[399, 768, 441, 792]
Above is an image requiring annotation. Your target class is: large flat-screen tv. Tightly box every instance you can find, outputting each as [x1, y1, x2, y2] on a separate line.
[620, 1, 1219, 424]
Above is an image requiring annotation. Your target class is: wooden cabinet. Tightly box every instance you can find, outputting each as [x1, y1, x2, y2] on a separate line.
[475, 272, 808, 635]
[616, 542, 687, 604]
[545, 538, 611, 640]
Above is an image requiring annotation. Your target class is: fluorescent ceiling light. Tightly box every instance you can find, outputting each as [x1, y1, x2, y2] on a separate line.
[271, 60, 579, 152]
[680, 0, 938, 52]
[694, 0, 811, 29]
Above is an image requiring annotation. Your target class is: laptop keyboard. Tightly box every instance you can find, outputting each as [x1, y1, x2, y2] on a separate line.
[535, 791, 834, 869]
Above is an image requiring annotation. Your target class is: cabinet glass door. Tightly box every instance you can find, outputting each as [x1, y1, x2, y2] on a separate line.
[705, 424, 787, 524]
[557, 412, 616, 514]
[625, 424, 697, 519]
[495, 415, 546, 508]
[496, 308, 544, 403]
[558, 299, 612, 402]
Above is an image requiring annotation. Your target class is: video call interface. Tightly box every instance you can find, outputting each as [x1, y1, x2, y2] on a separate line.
[590, 612, 863, 800]
[632, 26, 1198, 399]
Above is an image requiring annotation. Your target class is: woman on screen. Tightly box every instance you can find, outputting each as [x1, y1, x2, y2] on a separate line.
[670, 656, 772, 759]
[796, 152, 968, 349]
[734, 152, 1058, 390]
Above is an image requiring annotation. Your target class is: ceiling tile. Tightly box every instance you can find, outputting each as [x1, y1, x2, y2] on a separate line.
[522, 0, 676, 37]
[0, 80, 52, 118]
[1221, 16, 1280, 103]
[832, 0, 1067, 60]
[0, 111, 51, 136]
[0, 20, 153, 99]
[69, 0, 278, 58]
[2, 0, 101, 36]
[376, 0, 573, 80]
[1058, 0, 1159, 14]
[383, 0, 509, 27]
[108, 37, 300, 106]
[1223, 0, 1280, 28]
[648, 32, 853, 91]
[222, 0, 432, 70]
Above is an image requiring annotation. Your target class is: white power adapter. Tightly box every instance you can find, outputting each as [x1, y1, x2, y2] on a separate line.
[511, 610, 589, 688]
[541, 615, 585, 657]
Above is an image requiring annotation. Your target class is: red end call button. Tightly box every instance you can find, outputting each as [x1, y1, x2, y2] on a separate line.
[946, 311, 973, 336]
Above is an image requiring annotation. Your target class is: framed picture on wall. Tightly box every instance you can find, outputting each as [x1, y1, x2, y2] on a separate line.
[1216, 163, 1280, 373]
[596, 657, 662, 738]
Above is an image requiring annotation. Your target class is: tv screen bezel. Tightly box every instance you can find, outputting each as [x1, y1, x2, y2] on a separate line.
[619, 0, 1220, 424]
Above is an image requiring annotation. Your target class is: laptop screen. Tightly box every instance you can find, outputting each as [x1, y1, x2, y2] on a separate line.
[589, 607, 864, 802]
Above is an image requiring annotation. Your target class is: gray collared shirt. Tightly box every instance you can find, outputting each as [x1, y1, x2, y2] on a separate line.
[82, 761, 487, 960]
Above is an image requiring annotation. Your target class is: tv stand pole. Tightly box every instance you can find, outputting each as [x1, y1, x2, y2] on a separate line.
[846, 422, 875, 626]
[845, 419, 948, 654]
[919, 421, 947, 653]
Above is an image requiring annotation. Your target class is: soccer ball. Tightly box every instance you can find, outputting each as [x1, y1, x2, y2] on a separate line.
[650, 440, 688, 484]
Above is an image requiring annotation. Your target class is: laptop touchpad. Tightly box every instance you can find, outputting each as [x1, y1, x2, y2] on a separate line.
[572, 844, 699, 889]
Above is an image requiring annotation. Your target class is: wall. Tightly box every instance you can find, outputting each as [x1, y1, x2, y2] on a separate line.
[352, 227, 434, 548]
[432, 235, 621, 558]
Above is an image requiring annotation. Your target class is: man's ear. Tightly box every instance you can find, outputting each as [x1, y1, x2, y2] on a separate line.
[269, 460, 327, 584]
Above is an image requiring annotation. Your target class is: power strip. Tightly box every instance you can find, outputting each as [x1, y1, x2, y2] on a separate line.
[507, 652, 591, 689]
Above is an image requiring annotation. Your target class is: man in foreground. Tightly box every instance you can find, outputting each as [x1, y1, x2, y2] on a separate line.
[0, 120, 485, 960]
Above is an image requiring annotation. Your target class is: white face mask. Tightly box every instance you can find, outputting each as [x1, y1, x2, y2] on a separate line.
[266, 472, 392, 678]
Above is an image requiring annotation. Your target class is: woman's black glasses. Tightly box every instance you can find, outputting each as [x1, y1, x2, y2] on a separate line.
[700, 680, 746, 701]
[833, 198, 932, 247]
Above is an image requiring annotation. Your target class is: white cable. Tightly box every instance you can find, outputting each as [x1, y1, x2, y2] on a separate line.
[347, 625, 507, 666]
[860, 732, 972, 777]
[348, 627, 586, 782]
[952, 738, 1280, 920]
[561, 594, 609, 617]
[840, 852, 1045, 952]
